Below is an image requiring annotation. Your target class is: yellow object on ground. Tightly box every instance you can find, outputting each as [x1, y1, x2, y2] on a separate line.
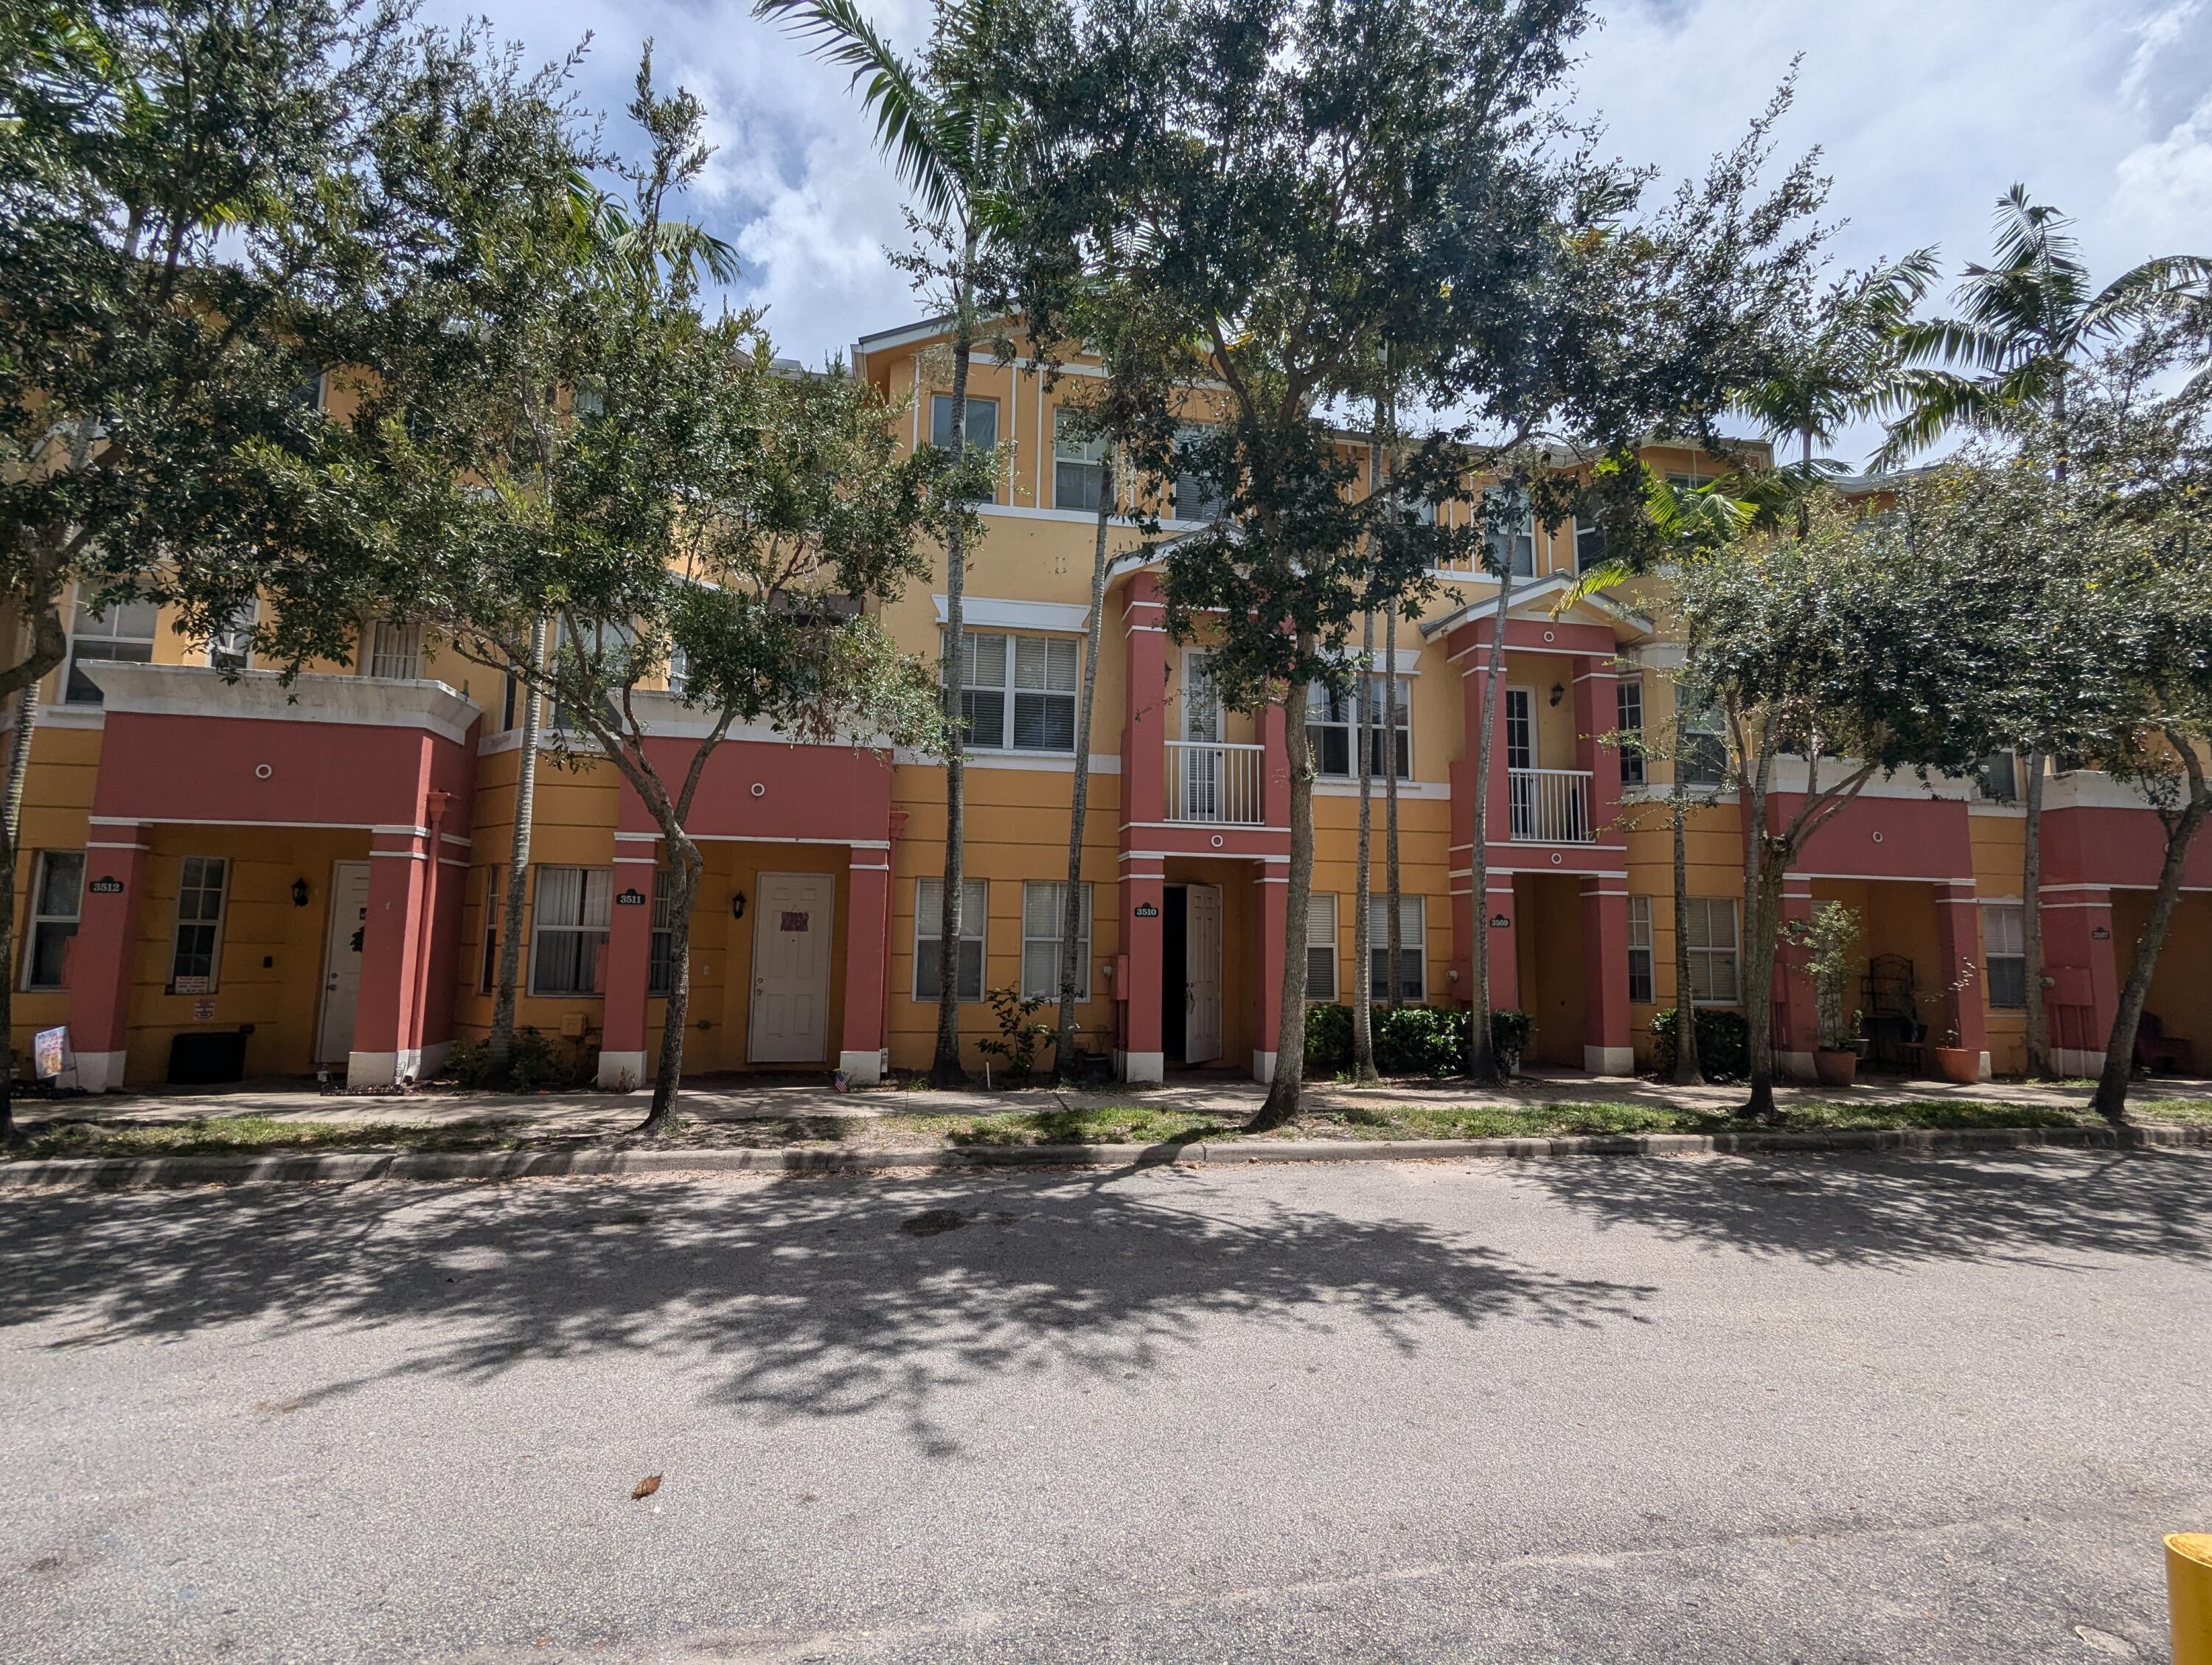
[2172, 1533, 2212, 1665]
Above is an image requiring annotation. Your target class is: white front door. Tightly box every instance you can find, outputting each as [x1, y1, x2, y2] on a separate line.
[316, 861, 372, 1064]
[1184, 883, 1223, 1065]
[750, 872, 835, 1063]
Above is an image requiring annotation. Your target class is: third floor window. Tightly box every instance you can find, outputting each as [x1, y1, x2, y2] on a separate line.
[65, 594, 159, 703]
[931, 394, 998, 456]
[1483, 487, 1536, 577]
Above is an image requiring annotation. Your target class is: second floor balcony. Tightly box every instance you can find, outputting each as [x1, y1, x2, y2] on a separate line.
[1166, 740, 1267, 825]
[1509, 767, 1596, 844]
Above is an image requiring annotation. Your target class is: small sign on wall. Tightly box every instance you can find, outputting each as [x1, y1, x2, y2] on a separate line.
[1133, 903, 1160, 918]
[779, 911, 810, 933]
[192, 998, 215, 1021]
[1489, 914, 1511, 928]
[615, 889, 647, 907]
[173, 976, 214, 995]
[88, 876, 124, 896]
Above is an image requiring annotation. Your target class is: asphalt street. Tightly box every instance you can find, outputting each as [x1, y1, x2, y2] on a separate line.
[2, 1148, 2208, 1663]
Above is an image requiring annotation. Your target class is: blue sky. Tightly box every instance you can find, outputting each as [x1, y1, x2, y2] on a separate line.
[423, 0, 2212, 466]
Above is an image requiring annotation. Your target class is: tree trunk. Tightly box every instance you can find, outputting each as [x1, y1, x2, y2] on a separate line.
[1667, 692, 1702, 1085]
[490, 616, 546, 1061]
[2021, 751, 2051, 1078]
[1383, 601, 1402, 1009]
[1252, 672, 1315, 1129]
[1054, 445, 1114, 1080]
[1739, 738, 1781, 1121]
[0, 676, 39, 1136]
[1350, 608, 1377, 1080]
[1464, 563, 1514, 1084]
[636, 830, 704, 1134]
[2090, 786, 2208, 1123]
[931, 245, 978, 1088]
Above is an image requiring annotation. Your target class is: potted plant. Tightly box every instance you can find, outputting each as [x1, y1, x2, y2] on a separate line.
[1785, 901, 1863, 1088]
[1927, 962, 1982, 1084]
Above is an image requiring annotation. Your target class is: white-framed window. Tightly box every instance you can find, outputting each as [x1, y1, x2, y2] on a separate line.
[1368, 894, 1426, 1002]
[529, 865, 610, 997]
[479, 866, 501, 994]
[666, 644, 691, 699]
[1482, 486, 1536, 577]
[1681, 702, 1728, 787]
[1683, 896, 1740, 1005]
[1053, 408, 1107, 512]
[647, 871, 677, 998]
[1627, 894, 1655, 1004]
[950, 630, 1077, 753]
[1172, 424, 1229, 523]
[207, 598, 257, 673]
[167, 855, 229, 993]
[21, 850, 83, 991]
[64, 593, 159, 703]
[1306, 675, 1410, 778]
[366, 619, 423, 680]
[1983, 903, 2025, 1009]
[1020, 880, 1092, 1001]
[1573, 517, 1606, 573]
[1307, 891, 1338, 1001]
[930, 393, 998, 455]
[915, 877, 986, 1001]
[1616, 677, 1646, 787]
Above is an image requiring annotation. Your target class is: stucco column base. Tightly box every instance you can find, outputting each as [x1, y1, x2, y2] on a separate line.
[838, 1048, 886, 1087]
[348, 1047, 423, 1089]
[596, 1049, 649, 1091]
[1251, 1049, 1278, 1084]
[74, 1051, 130, 1094]
[1778, 1049, 1818, 1083]
[1117, 1049, 1164, 1083]
[1582, 1044, 1636, 1077]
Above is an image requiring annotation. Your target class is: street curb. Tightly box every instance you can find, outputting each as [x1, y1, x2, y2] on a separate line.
[1, 1120, 2205, 1191]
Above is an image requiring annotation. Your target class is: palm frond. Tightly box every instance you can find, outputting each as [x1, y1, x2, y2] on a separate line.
[754, 0, 960, 222]
[2079, 254, 2212, 340]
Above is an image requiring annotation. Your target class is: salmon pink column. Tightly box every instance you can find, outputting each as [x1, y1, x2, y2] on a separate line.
[2041, 885, 2122, 1077]
[1482, 875, 1520, 1013]
[68, 820, 152, 1091]
[1934, 881, 1989, 1079]
[1117, 574, 1170, 1083]
[1253, 869, 1288, 1082]
[839, 841, 893, 1085]
[1580, 880, 1634, 1075]
[1260, 704, 1290, 828]
[349, 823, 431, 1086]
[1118, 857, 1165, 1082]
[596, 832, 659, 1089]
[1772, 883, 1818, 1081]
[1573, 661, 1624, 844]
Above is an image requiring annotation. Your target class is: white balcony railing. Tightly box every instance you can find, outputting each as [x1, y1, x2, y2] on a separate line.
[1166, 740, 1265, 824]
[1509, 766, 1595, 843]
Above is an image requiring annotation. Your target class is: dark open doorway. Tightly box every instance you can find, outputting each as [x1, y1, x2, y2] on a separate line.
[1162, 884, 1188, 1063]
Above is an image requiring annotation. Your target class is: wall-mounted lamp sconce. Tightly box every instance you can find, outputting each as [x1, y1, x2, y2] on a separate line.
[1447, 966, 1459, 984]
[291, 877, 311, 908]
[1102, 960, 1115, 981]
[730, 891, 748, 921]
[1548, 682, 1565, 707]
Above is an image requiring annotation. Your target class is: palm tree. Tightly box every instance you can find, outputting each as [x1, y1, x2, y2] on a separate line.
[757, 0, 1031, 1085]
[1882, 187, 2211, 1079]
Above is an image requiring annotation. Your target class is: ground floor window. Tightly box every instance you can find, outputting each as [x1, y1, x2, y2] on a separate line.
[22, 850, 83, 991]
[1683, 896, 1739, 1005]
[915, 877, 986, 1001]
[1627, 894, 1655, 1004]
[1307, 891, 1338, 1001]
[530, 865, 611, 996]
[1368, 894, 1425, 1002]
[1983, 903, 2025, 1009]
[1020, 881, 1092, 1000]
[168, 855, 229, 993]
[648, 871, 677, 997]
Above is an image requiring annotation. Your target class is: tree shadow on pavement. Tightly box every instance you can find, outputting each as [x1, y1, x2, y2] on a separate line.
[1513, 1148, 2211, 1272]
[0, 1166, 1653, 1455]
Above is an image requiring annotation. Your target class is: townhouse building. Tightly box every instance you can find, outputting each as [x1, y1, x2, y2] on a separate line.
[13, 315, 2211, 1093]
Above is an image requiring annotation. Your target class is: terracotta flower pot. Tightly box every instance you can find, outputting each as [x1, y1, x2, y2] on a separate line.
[1813, 1047, 1857, 1088]
[1932, 1046, 1980, 1085]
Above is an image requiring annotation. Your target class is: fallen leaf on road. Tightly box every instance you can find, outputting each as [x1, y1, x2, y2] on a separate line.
[632, 1475, 661, 1500]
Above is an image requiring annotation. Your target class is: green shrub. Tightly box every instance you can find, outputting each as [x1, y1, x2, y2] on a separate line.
[1304, 1002, 1354, 1073]
[1374, 1005, 1466, 1077]
[1489, 1009, 1534, 1068]
[1649, 1007, 1750, 1082]
[442, 1036, 495, 1088]
[507, 1026, 566, 1092]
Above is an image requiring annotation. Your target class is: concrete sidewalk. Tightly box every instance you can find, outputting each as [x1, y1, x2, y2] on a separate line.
[15, 1065, 2209, 1136]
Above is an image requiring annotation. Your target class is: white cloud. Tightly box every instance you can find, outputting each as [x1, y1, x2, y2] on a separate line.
[422, 0, 2212, 452]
